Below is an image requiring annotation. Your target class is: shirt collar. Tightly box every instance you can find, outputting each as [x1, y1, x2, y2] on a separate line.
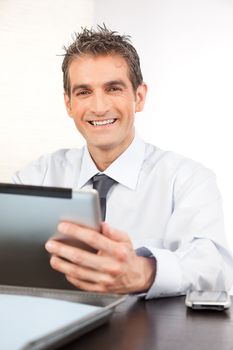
[78, 134, 146, 190]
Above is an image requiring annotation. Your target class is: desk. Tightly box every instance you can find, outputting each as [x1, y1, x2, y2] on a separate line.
[64, 295, 233, 350]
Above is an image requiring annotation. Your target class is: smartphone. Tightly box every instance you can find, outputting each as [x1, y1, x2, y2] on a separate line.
[185, 290, 231, 311]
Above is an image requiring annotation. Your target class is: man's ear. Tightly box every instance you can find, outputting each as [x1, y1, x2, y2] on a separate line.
[135, 83, 147, 112]
[64, 93, 73, 118]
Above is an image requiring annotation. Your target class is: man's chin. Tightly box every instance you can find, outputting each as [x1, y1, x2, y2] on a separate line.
[90, 142, 118, 151]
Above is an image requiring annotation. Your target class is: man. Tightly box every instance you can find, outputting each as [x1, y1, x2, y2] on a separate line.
[13, 25, 233, 299]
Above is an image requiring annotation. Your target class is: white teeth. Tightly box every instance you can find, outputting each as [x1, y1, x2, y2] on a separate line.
[90, 119, 115, 126]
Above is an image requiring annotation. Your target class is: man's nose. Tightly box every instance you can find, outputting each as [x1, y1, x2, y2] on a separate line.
[90, 92, 111, 116]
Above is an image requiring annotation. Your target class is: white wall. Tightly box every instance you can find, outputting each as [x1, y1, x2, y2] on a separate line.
[94, 0, 233, 253]
[0, 0, 94, 181]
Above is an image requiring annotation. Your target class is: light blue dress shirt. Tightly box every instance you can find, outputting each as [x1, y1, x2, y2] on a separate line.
[13, 135, 233, 299]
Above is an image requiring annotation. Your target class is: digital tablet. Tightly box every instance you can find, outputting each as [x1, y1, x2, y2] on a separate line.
[0, 183, 101, 289]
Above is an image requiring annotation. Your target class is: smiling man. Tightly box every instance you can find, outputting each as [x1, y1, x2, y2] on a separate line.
[64, 53, 146, 170]
[13, 25, 233, 298]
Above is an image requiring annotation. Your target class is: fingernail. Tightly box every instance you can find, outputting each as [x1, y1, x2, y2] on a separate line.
[58, 222, 68, 233]
[45, 240, 54, 251]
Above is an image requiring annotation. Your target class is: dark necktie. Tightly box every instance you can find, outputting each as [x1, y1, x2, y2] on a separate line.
[92, 174, 116, 221]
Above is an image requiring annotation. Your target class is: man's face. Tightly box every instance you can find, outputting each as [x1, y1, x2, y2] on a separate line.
[64, 54, 147, 155]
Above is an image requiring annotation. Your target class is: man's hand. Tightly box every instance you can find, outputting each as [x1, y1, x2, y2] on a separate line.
[45, 222, 156, 294]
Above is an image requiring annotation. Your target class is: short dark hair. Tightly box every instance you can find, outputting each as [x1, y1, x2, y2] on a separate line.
[62, 24, 143, 97]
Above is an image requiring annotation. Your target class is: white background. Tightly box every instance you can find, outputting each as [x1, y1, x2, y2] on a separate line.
[95, 0, 233, 253]
[0, 0, 93, 179]
[0, 0, 233, 253]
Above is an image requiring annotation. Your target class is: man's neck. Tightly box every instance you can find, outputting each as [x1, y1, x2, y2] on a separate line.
[88, 135, 135, 171]
[90, 150, 118, 171]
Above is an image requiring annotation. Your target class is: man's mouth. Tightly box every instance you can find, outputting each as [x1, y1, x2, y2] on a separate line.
[88, 119, 117, 126]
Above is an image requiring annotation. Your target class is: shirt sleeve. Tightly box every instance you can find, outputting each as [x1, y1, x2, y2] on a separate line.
[12, 156, 49, 185]
[137, 167, 233, 300]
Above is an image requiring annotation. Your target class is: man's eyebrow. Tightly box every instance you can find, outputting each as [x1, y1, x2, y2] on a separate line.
[104, 80, 127, 88]
[71, 80, 128, 95]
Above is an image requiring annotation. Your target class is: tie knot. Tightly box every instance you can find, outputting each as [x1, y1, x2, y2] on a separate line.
[92, 174, 116, 198]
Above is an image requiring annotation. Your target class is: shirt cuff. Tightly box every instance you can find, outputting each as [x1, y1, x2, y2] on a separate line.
[136, 246, 183, 299]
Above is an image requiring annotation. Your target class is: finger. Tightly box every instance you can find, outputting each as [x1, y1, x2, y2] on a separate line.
[45, 240, 121, 275]
[101, 223, 133, 260]
[59, 221, 130, 245]
[57, 221, 126, 255]
[46, 239, 103, 269]
[66, 275, 128, 294]
[66, 275, 111, 293]
[101, 222, 131, 243]
[50, 255, 115, 286]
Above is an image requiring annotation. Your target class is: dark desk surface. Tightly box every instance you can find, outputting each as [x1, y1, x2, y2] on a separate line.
[64, 295, 233, 350]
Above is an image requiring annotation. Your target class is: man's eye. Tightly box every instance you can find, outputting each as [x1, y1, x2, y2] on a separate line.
[108, 86, 122, 92]
[76, 90, 90, 96]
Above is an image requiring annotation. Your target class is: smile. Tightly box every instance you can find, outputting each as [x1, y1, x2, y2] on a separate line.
[89, 119, 116, 126]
